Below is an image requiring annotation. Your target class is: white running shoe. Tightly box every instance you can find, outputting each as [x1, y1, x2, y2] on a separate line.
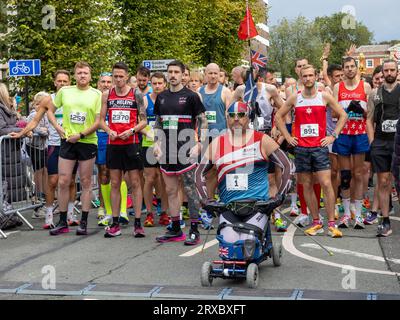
[290, 206, 300, 217]
[293, 214, 310, 228]
[354, 216, 365, 229]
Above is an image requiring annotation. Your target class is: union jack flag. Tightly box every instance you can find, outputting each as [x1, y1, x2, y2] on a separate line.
[219, 246, 229, 258]
[251, 50, 267, 70]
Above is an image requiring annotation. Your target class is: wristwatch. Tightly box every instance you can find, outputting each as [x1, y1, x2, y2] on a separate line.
[130, 128, 136, 135]
[331, 132, 338, 139]
[80, 132, 85, 139]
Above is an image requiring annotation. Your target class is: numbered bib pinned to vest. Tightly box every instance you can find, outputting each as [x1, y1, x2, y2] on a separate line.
[300, 124, 319, 137]
[70, 112, 87, 125]
[162, 116, 179, 130]
[226, 174, 248, 191]
[205, 111, 217, 124]
[111, 110, 130, 124]
[382, 119, 398, 133]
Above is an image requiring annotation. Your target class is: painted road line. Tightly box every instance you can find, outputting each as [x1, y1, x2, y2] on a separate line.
[180, 239, 219, 257]
[282, 224, 400, 276]
[301, 243, 400, 265]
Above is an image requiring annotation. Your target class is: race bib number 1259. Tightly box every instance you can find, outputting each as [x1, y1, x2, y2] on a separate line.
[70, 112, 87, 125]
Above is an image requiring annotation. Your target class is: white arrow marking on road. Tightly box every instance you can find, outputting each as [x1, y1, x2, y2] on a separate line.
[180, 239, 219, 257]
[301, 243, 400, 265]
[282, 224, 400, 276]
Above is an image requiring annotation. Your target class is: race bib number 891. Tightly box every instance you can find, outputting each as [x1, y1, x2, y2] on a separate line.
[300, 124, 319, 138]
[70, 112, 87, 125]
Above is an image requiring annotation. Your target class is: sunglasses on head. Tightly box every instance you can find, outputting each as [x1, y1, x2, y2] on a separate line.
[100, 72, 112, 77]
[228, 112, 247, 119]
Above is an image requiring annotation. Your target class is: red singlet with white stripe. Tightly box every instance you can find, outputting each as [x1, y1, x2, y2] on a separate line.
[107, 87, 139, 145]
[294, 91, 326, 148]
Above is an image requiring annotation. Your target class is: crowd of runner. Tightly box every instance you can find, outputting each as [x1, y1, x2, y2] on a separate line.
[5, 43, 400, 242]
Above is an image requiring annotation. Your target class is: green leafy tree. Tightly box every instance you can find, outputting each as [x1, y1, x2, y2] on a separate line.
[314, 13, 373, 64]
[268, 16, 323, 79]
[5, 0, 121, 94]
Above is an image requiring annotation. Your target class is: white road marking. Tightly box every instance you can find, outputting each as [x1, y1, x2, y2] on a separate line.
[180, 239, 219, 257]
[301, 243, 400, 265]
[282, 224, 400, 276]
[5, 231, 20, 237]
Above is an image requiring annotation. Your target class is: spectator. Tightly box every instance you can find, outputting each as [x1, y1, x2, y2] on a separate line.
[0, 83, 21, 136]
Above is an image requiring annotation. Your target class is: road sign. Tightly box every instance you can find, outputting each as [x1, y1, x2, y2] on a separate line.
[8, 59, 41, 77]
[142, 59, 174, 71]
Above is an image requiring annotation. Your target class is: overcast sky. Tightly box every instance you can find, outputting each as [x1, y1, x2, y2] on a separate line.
[268, 0, 399, 43]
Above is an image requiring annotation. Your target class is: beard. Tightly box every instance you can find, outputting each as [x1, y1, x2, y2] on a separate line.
[385, 75, 397, 84]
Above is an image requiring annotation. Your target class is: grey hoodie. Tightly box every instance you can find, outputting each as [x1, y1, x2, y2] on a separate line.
[0, 103, 21, 136]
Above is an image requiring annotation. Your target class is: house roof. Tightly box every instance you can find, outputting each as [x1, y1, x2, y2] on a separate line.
[355, 45, 391, 53]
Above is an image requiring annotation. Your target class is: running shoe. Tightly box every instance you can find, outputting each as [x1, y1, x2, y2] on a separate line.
[158, 212, 170, 226]
[156, 203, 162, 216]
[49, 221, 69, 236]
[338, 215, 351, 228]
[377, 223, 392, 237]
[363, 198, 371, 210]
[290, 206, 300, 217]
[68, 215, 80, 226]
[119, 213, 129, 225]
[144, 213, 155, 227]
[181, 206, 190, 220]
[76, 220, 88, 235]
[156, 230, 186, 243]
[305, 222, 324, 236]
[293, 214, 310, 228]
[392, 188, 398, 202]
[32, 207, 46, 219]
[98, 215, 112, 227]
[42, 222, 55, 230]
[274, 218, 287, 232]
[133, 225, 145, 238]
[167, 220, 185, 231]
[328, 225, 343, 238]
[184, 229, 200, 246]
[354, 216, 365, 229]
[97, 207, 105, 220]
[364, 212, 378, 225]
[104, 224, 121, 238]
[93, 199, 101, 208]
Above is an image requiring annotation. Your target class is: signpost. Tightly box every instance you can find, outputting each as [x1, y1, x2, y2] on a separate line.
[142, 59, 174, 72]
[8, 59, 41, 115]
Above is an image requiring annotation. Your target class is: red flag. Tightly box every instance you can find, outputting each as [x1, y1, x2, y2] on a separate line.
[238, 7, 258, 41]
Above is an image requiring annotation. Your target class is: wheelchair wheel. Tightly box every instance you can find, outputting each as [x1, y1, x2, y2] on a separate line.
[272, 243, 282, 267]
[246, 263, 259, 289]
[201, 262, 213, 287]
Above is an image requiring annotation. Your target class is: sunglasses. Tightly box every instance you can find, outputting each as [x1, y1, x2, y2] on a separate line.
[228, 112, 247, 119]
[100, 72, 112, 77]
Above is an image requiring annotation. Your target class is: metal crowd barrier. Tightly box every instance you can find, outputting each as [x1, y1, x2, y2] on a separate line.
[0, 134, 47, 239]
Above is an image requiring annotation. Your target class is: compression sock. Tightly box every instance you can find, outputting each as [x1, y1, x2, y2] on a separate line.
[101, 183, 112, 216]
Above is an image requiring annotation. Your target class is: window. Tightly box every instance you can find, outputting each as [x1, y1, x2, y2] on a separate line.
[366, 59, 374, 68]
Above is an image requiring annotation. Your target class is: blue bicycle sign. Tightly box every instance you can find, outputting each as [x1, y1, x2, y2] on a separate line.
[9, 59, 41, 77]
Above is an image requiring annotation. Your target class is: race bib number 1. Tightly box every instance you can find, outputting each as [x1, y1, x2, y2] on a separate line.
[70, 112, 87, 125]
[112, 110, 130, 124]
[226, 174, 248, 191]
[382, 119, 398, 133]
[162, 116, 179, 130]
[300, 124, 319, 138]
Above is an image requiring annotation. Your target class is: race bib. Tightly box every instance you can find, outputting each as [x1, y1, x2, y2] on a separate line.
[70, 112, 87, 125]
[162, 116, 179, 130]
[300, 124, 319, 138]
[382, 119, 398, 133]
[205, 111, 217, 124]
[111, 110, 130, 124]
[226, 174, 248, 191]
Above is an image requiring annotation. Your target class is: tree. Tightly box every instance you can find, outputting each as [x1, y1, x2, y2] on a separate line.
[314, 13, 373, 64]
[268, 16, 323, 79]
[4, 0, 121, 94]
